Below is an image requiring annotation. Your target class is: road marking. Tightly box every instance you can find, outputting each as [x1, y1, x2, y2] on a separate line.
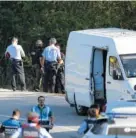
[0, 114, 78, 131]
[56, 126, 77, 131]
[0, 91, 65, 99]
[0, 114, 26, 121]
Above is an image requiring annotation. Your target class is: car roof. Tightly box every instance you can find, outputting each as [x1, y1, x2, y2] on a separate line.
[108, 118, 136, 127]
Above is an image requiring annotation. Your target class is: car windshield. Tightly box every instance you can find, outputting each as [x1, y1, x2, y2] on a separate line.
[120, 54, 136, 78]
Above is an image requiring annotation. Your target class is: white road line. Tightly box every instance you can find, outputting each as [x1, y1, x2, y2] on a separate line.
[0, 114, 77, 131]
[56, 126, 77, 131]
[0, 92, 64, 99]
[0, 114, 26, 121]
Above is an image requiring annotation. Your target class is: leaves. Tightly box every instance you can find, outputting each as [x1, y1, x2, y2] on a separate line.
[0, 1, 136, 54]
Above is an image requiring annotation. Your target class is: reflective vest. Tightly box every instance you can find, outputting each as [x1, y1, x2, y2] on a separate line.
[84, 119, 95, 134]
[84, 117, 108, 134]
[22, 124, 40, 138]
[2, 125, 18, 138]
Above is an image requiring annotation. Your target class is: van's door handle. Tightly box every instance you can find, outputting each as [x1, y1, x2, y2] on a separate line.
[107, 81, 111, 84]
[85, 78, 90, 80]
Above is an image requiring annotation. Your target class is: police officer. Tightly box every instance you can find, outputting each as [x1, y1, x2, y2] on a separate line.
[31, 39, 44, 92]
[11, 112, 53, 138]
[0, 109, 21, 137]
[40, 38, 62, 93]
[31, 96, 54, 132]
[55, 44, 65, 94]
[78, 104, 102, 135]
[5, 37, 26, 91]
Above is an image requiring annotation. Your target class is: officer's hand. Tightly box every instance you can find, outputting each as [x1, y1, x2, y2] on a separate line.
[41, 67, 44, 73]
[59, 59, 63, 65]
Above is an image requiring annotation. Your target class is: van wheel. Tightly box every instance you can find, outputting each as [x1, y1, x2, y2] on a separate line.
[74, 94, 88, 116]
[75, 104, 88, 116]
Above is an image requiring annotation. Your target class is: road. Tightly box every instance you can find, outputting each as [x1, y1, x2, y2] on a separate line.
[0, 89, 85, 138]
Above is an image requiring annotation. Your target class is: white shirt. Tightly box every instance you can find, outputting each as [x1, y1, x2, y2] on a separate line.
[5, 44, 25, 60]
[42, 44, 61, 62]
[10, 123, 53, 138]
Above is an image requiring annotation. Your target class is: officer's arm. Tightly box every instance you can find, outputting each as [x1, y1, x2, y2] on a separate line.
[56, 48, 62, 64]
[78, 121, 87, 135]
[0, 125, 5, 133]
[40, 57, 45, 68]
[49, 110, 54, 125]
[40, 48, 46, 68]
[19, 45, 25, 58]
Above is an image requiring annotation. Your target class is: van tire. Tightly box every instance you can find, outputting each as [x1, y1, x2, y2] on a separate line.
[74, 94, 88, 116]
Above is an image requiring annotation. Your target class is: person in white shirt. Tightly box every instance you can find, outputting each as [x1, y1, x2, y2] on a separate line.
[5, 37, 26, 91]
[10, 112, 53, 138]
[40, 38, 62, 93]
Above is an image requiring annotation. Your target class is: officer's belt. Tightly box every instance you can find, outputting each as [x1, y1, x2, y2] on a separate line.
[11, 58, 22, 62]
[45, 61, 57, 64]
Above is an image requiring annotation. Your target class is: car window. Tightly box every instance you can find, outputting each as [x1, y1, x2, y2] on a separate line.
[108, 127, 136, 136]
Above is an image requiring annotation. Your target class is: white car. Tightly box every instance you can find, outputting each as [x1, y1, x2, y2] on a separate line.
[83, 117, 136, 138]
[83, 107, 136, 138]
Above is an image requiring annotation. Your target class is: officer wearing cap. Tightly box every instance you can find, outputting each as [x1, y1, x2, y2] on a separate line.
[40, 38, 62, 93]
[31, 39, 44, 92]
[5, 37, 26, 91]
[11, 112, 53, 138]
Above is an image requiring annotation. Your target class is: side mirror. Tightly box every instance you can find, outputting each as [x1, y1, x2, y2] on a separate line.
[112, 69, 123, 80]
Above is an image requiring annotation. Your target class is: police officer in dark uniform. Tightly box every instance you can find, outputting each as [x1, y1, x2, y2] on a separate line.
[40, 38, 62, 93]
[55, 44, 65, 94]
[31, 40, 44, 92]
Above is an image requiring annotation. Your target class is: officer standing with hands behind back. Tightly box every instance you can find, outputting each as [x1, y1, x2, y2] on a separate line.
[40, 38, 62, 93]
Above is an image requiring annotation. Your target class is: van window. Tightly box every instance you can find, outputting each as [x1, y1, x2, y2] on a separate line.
[109, 56, 122, 76]
[120, 54, 136, 78]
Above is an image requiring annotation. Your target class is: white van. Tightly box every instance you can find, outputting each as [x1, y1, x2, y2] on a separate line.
[65, 28, 136, 115]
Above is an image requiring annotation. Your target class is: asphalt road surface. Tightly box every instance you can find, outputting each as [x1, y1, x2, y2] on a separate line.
[0, 89, 85, 138]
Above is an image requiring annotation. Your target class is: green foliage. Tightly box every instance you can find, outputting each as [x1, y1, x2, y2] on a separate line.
[0, 1, 136, 55]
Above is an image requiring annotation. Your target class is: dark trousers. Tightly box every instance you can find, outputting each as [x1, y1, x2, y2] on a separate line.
[43, 61, 58, 93]
[11, 59, 26, 90]
[55, 66, 65, 93]
[32, 64, 42, 90]
[39, 120, 50, 132]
